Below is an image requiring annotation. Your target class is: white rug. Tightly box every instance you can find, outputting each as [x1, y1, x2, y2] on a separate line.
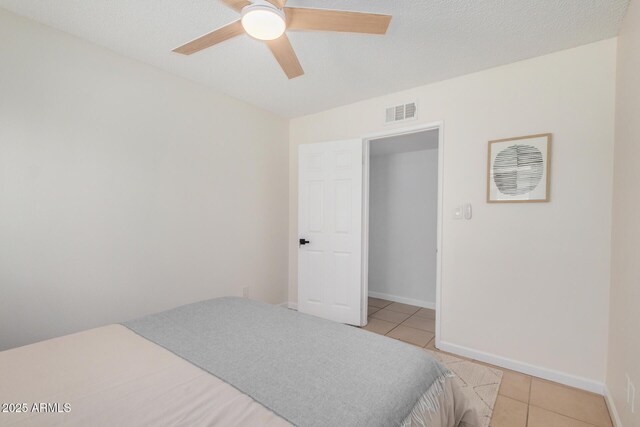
[425, 350, 502, 427]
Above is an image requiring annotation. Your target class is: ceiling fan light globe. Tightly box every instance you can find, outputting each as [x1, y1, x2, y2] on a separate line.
[241, 5, 286, 41]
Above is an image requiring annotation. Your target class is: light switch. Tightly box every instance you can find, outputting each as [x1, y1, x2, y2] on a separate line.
[453, 205, 463, 220]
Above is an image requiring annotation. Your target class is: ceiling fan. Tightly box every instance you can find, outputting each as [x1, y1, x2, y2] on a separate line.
[172, 0, 392, 79]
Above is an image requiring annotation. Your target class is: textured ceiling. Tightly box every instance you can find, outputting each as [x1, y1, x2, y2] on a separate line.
[0, 0, 629, 118]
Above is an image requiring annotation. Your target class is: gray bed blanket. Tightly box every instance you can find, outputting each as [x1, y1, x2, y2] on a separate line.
[123, 297, 450, 427]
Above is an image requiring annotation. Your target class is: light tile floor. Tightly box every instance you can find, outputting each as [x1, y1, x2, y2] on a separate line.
[365, 297, 614, 427]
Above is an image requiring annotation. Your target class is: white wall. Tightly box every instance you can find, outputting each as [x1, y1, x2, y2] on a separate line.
[607, 0, 640, 424]
[289, 39, 616, 390]
[0, 9, 289, 351]
[369, 137, 438, 307]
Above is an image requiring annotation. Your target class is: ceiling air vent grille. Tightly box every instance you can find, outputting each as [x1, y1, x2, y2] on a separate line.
[385, 102, 417, 124]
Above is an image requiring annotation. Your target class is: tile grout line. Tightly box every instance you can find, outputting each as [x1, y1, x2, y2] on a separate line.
[384, 322, 403, 336]
[526, 375, 532, 427]
[527, 403, 607, 427]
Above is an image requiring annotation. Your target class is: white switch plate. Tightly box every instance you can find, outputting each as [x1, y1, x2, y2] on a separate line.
[464, 203, 472, 220]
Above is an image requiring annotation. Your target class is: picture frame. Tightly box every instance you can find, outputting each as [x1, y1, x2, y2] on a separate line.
[487, 133, 551, 203]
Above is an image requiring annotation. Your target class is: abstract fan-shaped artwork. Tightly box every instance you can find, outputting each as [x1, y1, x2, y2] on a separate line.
[493, 144, 544, 196]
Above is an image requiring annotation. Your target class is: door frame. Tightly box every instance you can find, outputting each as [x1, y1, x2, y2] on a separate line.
[361, 121, 444, 346]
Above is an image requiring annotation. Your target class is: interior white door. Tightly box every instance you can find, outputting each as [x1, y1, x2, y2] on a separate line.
[298, 140, 364, 325]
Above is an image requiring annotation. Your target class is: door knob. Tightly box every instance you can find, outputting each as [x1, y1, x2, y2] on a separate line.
[299, 238, 310, 246]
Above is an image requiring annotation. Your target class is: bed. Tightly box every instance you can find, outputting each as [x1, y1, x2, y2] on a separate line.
[0, 297, 479, 427]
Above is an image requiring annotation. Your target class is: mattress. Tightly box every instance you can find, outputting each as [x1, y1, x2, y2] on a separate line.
[0, 305, 479, 427]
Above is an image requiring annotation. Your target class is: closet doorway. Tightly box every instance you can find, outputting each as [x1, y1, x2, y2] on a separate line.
[363, 124, 442, 347]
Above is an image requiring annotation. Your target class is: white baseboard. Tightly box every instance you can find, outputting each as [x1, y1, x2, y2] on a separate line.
[438, 340, 605, 395]
[368, 291, 435, 310]
[604, 385, 623, 427]
[278, 301, 298, 310]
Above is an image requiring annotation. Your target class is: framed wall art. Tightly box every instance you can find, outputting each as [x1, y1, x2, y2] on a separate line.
[487, 133, 551, 203]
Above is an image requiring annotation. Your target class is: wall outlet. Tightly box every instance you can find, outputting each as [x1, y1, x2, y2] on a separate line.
[242, 287, 250, 298]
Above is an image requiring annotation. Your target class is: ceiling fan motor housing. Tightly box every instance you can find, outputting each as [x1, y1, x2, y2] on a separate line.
[241, 1, 287, 41]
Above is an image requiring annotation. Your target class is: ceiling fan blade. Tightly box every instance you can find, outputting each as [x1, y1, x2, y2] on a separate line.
[265, 0, 287, 8]
[220, 0, 251, 12]
[285, 8, 391, 34]
[173, 21, 244, 55]
[266, 34, 304, 79]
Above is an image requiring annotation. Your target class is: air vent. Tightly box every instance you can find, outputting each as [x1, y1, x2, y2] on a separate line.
[385, 102, 417, 124]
